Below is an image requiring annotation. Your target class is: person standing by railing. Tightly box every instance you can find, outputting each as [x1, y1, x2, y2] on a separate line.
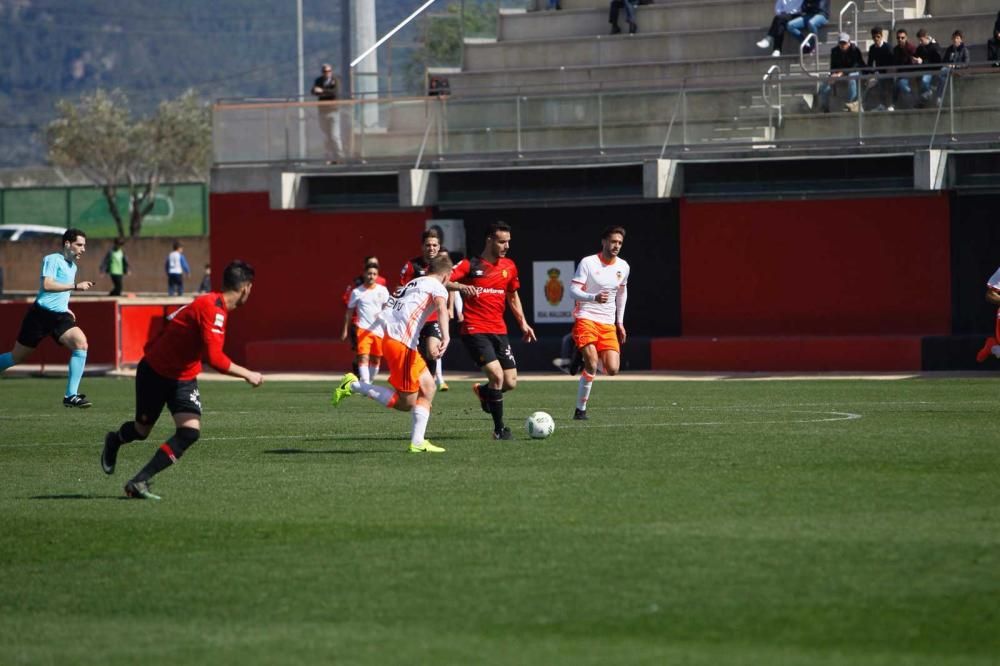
[988, 17, 1000, 67]
[312, 63, 344, 164]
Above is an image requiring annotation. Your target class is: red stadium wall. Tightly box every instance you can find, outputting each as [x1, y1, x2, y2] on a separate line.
[0, 301, 117, 365]
[679, 195, 952, 336]
[209, 192, 428, 366]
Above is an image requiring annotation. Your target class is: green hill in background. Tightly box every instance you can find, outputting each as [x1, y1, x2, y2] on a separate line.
[0, 0, 434, 168]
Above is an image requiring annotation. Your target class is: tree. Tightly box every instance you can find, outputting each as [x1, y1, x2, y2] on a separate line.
[406, 0, 497, 93]
[46, 89, 211, 238]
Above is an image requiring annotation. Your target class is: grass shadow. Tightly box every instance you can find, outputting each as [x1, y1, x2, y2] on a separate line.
[28, 493, 118, 501]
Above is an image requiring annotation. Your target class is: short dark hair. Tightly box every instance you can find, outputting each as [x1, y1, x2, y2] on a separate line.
[62, 228, 86, 244]
[421, 228, 441, 242]
[222, 260, 255, 291]
[602, 225, 626, 240]
[952, 29, 963, 39]
[172, 240, 183, 250]
[428, 253, 453, 276]
[871, 26, 884, 37]
[363, 255, 379, 266]
[896, 28, 907, 36]
[486, 221, 511, 239]
[916, 28, 928, 39]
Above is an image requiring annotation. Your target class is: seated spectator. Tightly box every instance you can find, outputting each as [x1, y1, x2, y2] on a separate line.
[914, 28, 943, 104]
[757, 0, 803, 57]
[989, 18, 1000, 67]
[936, 30, 970, 100]
[786, 0, 830, 54]
[609, 0, 637, 35]
[890, 28, 918, 111]
[818, 32, 865, 113]
[865, 26, 893, 111]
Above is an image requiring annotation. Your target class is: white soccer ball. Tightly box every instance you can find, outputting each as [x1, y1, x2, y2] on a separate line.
[525, 411, 555, 439]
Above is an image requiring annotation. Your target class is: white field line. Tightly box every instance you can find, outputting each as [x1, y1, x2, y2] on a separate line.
[0, 408, 861, 448]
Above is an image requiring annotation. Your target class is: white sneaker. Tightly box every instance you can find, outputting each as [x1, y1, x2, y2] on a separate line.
[991, 345, 1000, 359]
[757, 36, 773, 49]
[772, 49, 781, 57]
[886, 105, 895, 112]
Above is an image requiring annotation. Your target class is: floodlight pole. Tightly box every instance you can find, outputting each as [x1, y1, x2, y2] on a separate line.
[296, 0, 306, 160]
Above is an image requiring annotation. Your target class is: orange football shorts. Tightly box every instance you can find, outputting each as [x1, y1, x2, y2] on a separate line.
[356, 327, 384, 357]
[382, 337, 427, 393]
[573, 318, 619, 353]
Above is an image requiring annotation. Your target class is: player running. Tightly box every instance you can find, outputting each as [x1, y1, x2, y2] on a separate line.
[977, 265, 1000, 362]
[0, 228, 95, 407]
[342, 263, 390, 382]
[569, 226, 629, 420]
[448, 221, 536, 440]
[398, 228, 453, 391]
[100, 261, 263, 500]
[331, 253, 453, 454]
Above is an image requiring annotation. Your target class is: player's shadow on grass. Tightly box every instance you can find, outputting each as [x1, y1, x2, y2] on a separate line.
[264, 448, 396, 455]
[28, 493, 118, 501]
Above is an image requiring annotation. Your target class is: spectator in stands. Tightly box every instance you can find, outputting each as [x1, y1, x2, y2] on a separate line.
[914, 28, 943, 105]
[890, 28, 918, 111]
[546, 0, 561, 9]
[865, 26, 894, 111]
[609, 0, 637, 35]
[988, 18, 1000, 67]
[818, 32, 865, 113]
[756, 0, 803, 57]
[786, 0, 830, 54]
[311, 63, 344, 164]
[936, 30, 970, 101]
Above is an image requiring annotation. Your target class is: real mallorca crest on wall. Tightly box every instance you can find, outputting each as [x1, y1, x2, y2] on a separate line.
[532, 260, 575, 323]
[544, 268, 564, 305]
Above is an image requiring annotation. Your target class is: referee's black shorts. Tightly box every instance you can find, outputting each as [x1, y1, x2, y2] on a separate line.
[16, 303, 77, 347]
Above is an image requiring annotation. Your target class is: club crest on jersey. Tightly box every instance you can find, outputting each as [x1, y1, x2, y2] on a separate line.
[501, 269, 508, 279]
[474, 270, 484, 276]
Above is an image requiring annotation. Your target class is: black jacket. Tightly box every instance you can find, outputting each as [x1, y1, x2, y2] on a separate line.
[942, 43, 970, 66]
[988, 38, 1000, 66]
[312, 75, 338, 101]
[800, 0, 829, 18]
[830, 43, 865, 72]
[914, 40, 942, 71]
[867, 41, 893, 71]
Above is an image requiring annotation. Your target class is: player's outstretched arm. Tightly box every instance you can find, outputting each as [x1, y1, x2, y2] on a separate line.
[507, 291, 536, 342]
[227, 362, 263, 387]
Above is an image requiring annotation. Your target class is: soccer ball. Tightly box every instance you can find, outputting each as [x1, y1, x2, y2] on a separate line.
[525, 411, 555, 439]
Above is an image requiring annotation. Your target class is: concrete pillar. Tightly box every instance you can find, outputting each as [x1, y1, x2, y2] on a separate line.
[643, 159, 683, 199]
[914, 150, 948, 191]
[352, 0, 379, 129]
[399, 169, 437, 208]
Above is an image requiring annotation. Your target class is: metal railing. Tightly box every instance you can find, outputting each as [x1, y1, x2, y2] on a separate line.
[213, 65, 1000, 166]
[875, 0, 897, 33]
[762, 65, 783, 130]
[839, 1, 858, 46]
[800, 33, 821, 78]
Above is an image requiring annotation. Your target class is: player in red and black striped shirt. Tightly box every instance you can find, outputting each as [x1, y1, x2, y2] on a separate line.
[448, 221, 536, 440]
[100, 260, 263, 500]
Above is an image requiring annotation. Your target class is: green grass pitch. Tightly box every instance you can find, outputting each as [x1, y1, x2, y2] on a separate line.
[1, 375, 998, 665]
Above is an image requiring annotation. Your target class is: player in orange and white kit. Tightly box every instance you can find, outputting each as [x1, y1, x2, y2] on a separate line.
[331, 253, 452, 453]
[976, 266, 1000, 362]
[341, 264, 390, 382]
[569, 226, 629, 420]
